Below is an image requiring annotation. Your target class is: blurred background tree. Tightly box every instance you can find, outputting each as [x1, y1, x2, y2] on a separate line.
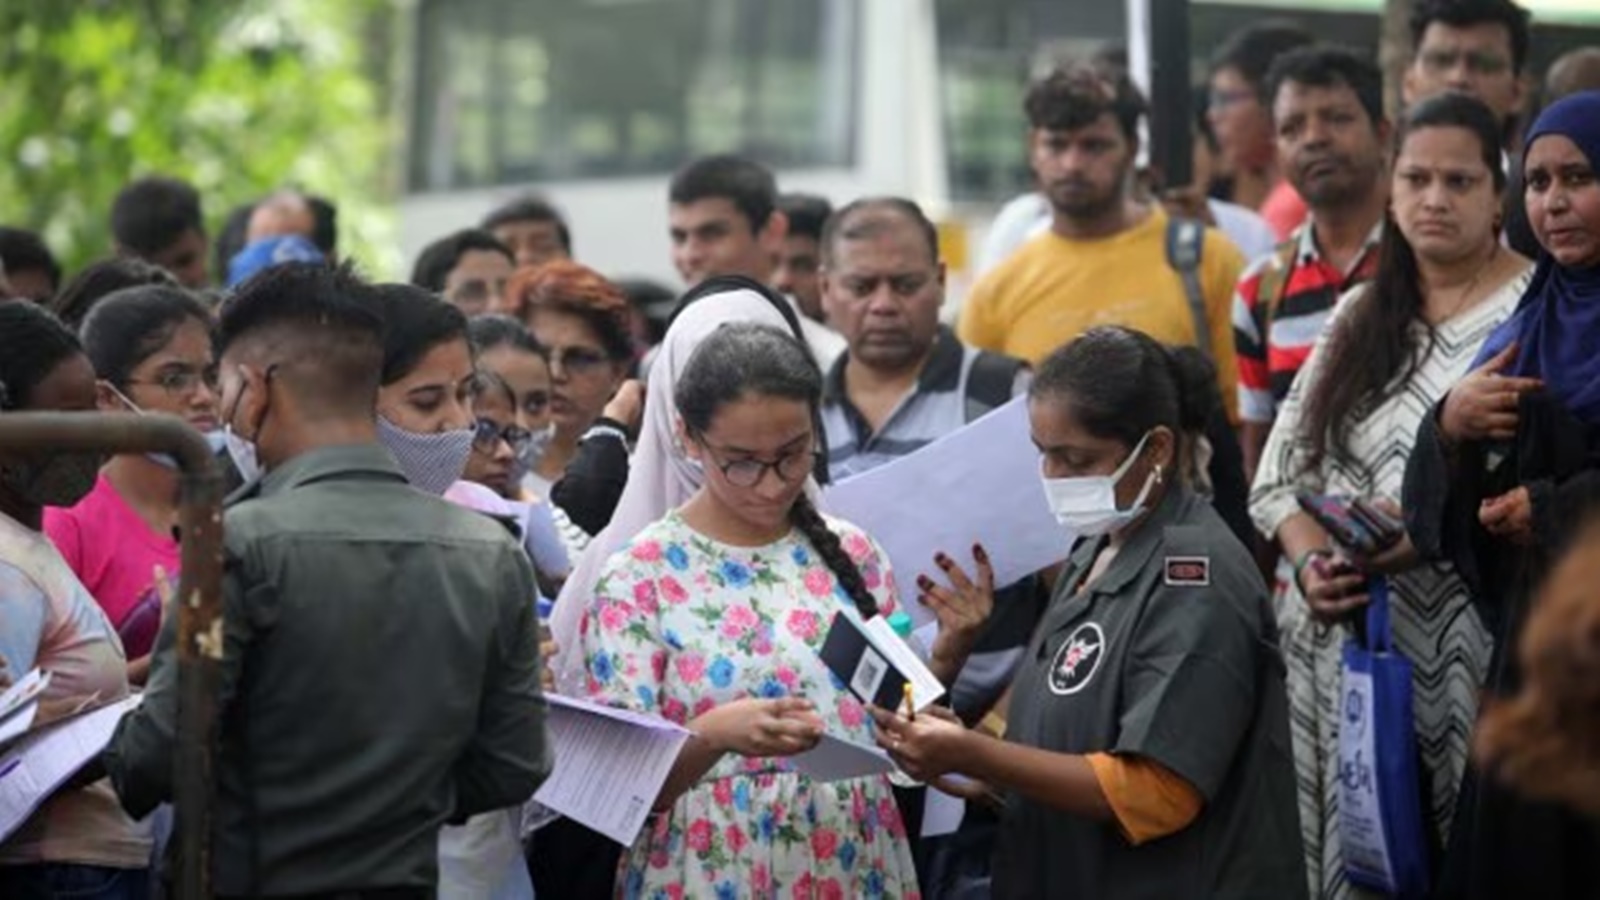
[0, 0, 401, 279]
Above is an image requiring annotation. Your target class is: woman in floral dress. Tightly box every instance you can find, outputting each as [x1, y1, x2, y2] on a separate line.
[580, 322, 920, 899]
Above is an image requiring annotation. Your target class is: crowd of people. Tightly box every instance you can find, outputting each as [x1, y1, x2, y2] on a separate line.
[2, 0, 1600, 898]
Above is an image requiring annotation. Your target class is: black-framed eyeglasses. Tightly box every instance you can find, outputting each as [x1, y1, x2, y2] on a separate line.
[125, 365, 220, 397]
[521, 391, 551, 417]
[703, 445, 819, 488]
[548, 346, 611, 376]
[473, 419, 531, 454]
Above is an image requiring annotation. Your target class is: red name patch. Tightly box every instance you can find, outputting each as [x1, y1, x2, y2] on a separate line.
[1164, 557, 1210, 586]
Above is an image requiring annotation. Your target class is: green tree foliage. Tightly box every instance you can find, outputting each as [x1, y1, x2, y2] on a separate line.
[0, 0, 398, 280]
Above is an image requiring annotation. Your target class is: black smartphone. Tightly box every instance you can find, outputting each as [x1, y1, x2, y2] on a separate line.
[1296, 492, 1401, 556]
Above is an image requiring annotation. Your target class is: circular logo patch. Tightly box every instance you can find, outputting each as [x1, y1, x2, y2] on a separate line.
[1048, 623, 1106, 696]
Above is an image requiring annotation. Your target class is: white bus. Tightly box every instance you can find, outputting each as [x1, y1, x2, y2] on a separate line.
[397, 0, 1600, 295]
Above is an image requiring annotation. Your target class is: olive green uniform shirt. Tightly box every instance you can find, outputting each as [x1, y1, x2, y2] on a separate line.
[104, 445, 550, 896]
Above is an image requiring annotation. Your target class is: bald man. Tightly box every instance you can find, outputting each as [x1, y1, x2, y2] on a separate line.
[1545, 47, 1600, 102]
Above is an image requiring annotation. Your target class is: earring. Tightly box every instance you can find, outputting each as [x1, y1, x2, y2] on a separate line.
[1154, 465, 1165, 485]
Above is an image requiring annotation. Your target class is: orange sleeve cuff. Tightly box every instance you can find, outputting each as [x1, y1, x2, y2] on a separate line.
[1086, 752, 1204, 846]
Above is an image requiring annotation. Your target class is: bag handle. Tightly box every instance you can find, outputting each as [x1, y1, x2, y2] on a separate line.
[1364, 576, 1393, 653]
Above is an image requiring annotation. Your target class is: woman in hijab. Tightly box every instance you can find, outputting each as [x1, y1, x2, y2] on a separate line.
[1403, 90, 1600, 900]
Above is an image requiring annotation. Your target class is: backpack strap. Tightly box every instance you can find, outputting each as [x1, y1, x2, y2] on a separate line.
[1165, 217, 1213, 360]
[1256, 237, 1300, 319]
[964, 351, 1026, 423]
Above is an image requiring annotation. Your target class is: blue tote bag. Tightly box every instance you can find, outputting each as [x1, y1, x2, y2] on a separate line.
[1337, 577, 1430, 898]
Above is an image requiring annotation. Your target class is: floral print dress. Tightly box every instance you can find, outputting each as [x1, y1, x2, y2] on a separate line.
[580, 509, 921, 900]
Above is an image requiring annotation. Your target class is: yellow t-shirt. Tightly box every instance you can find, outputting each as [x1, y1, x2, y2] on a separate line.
[957, 208, 1244, 421]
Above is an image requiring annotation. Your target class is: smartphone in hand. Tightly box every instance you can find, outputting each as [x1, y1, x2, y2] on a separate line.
[1296, 492, 1403, 556]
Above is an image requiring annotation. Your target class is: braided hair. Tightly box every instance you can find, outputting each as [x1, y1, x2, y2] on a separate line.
[674, 323, 879, 619]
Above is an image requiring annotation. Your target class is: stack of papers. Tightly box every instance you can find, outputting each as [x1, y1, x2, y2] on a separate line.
[0, 693, 142, 841]
[0, 669, 49, 748]
[533, 694, 690, 846]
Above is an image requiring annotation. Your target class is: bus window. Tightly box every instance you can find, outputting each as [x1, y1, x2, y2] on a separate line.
[409, 0, 859, 192]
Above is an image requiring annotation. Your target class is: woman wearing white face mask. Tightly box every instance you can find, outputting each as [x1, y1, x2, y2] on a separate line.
[871, 326, 1306, 900]
[363, 285, 536, 900]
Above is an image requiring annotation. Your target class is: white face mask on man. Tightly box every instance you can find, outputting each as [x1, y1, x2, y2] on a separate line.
[1039, 431, 1158, 537]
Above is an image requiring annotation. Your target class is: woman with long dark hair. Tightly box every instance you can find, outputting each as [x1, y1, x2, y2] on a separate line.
[1404, 89, 1600, 899]
[577, 322, 919, 897]
[1251, 92, 1531, 897]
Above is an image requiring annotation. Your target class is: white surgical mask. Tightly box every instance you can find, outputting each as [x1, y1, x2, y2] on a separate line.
[1040, 432, 1157, 537]
[105, 383, 226, 470]
[513, 422, 557, 483]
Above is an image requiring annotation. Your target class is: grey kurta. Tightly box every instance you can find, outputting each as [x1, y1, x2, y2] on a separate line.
[996, 487, 1305, 900]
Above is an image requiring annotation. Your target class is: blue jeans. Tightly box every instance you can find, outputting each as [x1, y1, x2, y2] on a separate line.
[0, 864, 151, 900]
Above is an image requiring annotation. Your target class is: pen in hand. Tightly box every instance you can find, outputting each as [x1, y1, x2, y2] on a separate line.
[903, 682, 915, 722]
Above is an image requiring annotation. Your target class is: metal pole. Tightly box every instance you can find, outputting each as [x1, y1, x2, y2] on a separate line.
[1148, 0, 1194, 190]
[0, 412, 224, 900]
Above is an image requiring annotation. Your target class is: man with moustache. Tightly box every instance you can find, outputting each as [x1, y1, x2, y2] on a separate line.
[1232, 46, 1391, 478]
[958, 64, 1246, 420]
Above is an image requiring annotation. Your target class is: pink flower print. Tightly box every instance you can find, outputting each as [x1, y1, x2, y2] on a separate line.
[811, 826, 839, 860]
[863, 562, 883, 591]
[786, 609, 820, 641]
[694, 696, 718, 718]
[675, 653, 706, 684]
[851, 790, 868, 823]
[713, 780, 733, 807]
[879, 797, 906, 837]
[751, 629, 773, 656]
[775, 666, 799, 690]
[663, 887, 683, 900]
[693, 572, 711, 591]
[721, 604, 759, 639]
[660, 575, 689, 605]
[837, 695, 865, 729]
[631, 540, 663, 562]
[686, 818, 715, 854]
[599, 600, 632, 633]
[818, 878, 845, 900]
[660, 697, 688, 724]
[753, 863, 772, 893]
[790, 872, 815, 900]
[650, 650, 668, 683]
[633, 579, 659, 613]
[803, 567, 833, 597]
[844, 532, 873, 562]
[725, 823, 748, 854]
[649, 843, 672, 870]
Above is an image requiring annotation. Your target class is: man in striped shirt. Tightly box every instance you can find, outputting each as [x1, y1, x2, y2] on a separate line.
[1233, 46, 1390, 479]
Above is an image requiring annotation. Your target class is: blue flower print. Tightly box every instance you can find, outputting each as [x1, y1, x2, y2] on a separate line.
[709, 656, 736, 688]
[791, 545, 811, 566]
[839, 839, 858, 872]
[865, 869, 886, 898]
[757, 676, 786, 699]
[757, 808, 777, 841]
[719, 559, 753, 588]
[665, 543, 690, 571]
[592, 651, 615, 685]
[733, 780, 751, 812]
[664, 628, 684, 651]
[715, 881, 738, 900]
[636, 684, 656, 709]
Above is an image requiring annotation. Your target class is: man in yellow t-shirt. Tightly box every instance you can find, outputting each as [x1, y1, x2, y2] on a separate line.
[958, 65, 1245, 421]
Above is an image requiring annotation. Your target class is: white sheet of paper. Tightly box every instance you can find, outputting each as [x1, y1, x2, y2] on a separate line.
[0, 704, 37, 749]
[792, 733, 895, 783]
[920, 776, 983, 838]
[533, 695, 691, 846]
[860, 615, 945, 712]
[0, 694, 141, 842]
[824, 398, 1074, 626]
[0, 669, 49, 723]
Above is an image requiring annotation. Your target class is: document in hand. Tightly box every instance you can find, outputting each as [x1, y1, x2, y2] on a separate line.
[823, 397, 1074, 627]
[0, 693, 142, 842]
[818, 606, 945, 713]
[533, 694, 691, 846]
[792, 733, 895, 783]
[0, 669, 50, 748]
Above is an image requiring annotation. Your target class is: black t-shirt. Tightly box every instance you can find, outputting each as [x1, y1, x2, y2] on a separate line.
[995, 488, 1307, 900]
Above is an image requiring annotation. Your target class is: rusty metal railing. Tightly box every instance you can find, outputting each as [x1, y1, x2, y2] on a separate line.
[0, 412, 224, 899]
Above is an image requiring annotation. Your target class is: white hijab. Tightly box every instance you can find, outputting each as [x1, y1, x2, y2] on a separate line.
[550, 287, 812, 693]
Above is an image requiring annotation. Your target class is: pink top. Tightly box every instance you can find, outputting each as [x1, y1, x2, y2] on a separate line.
[1259, 179, 1309, 241]
[44, 473, 179, 659]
